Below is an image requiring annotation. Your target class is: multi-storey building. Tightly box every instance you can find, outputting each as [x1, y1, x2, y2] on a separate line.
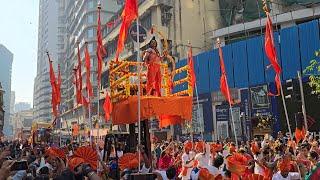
[60, 0, 121, 134]
[0, 83, 5, 134]
[33, 0, 59, 122]
[12, 109, 33, 140]
[15, 102, 31, 113]
[100, 0, 226, 138]
[0, 44, 13, 136]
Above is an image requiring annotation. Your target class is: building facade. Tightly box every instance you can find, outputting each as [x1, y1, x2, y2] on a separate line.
[59, 0, 121, 132]
[15, 102, 31, 113]
[0, 83, 5, 134]
[173, 2, 320, 141]
[0, 44, 13, 136]
[33, 0, 59, 122]
[12, 109, 33, 140]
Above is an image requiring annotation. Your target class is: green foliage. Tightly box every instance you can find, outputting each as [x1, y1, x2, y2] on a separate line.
[303, 49, 320, 95]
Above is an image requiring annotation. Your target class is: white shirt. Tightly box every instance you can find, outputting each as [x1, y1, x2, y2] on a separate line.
[178, 151, 195, 180]
[254, 154, 265, 175]
[194, 144, 211, 169]
[207, 166, 221, 177]
[154, 170, 169, 180]
[272, 171, 301, 180]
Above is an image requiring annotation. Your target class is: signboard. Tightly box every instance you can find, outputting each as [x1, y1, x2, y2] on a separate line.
[192, 104, 204, 134]
[250, 85, 271, 117]
[129, 24, 147, 43]
[240, 88, 251, 140]
[212, 88, 239, 102]
[217, 121, 229, 140]
[231, 107, 242, 140]
[250, 85, 269, 109]
[216, 104, 229, 122]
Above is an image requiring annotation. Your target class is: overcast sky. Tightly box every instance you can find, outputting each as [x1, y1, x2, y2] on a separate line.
[0, 0, 39, 105]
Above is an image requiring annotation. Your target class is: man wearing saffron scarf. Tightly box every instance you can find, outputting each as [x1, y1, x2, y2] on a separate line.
[178, 140, 195, 180]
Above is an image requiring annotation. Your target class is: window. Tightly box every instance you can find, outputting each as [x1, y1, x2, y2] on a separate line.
[87, 0, 94, 9]
[88, 43, 94, 53]
[87, 13, 94, 24]
[87, 28, 94, 38]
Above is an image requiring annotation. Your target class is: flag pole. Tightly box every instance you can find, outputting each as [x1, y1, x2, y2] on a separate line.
[58, 104, 62, 146]
[136, 17, 142, 173]
[88, 90, 92, 146]
[217, 39, 238, 148]
[297, 71, 308, 132]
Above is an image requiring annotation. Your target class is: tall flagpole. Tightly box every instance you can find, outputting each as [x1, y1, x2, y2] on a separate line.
[88, 89, 92, 146]
[96, 1, 101, 150]
[298, 71, 308, 132]
[136, 17, 142, 173]
[96, 1, 101, 166]
[217, 39, 238, 148]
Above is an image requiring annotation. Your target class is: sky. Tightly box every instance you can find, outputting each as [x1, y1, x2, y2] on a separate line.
[0, 0, 39, 105]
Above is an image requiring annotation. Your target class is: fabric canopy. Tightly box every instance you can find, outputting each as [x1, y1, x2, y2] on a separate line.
[112, 96, 192, 125]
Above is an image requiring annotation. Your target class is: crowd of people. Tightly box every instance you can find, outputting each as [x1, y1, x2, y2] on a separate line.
[0, 131, 320, 179]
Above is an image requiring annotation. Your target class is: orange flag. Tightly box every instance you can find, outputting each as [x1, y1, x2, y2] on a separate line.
[188, 45, 196, 88]
[47, 53, 58, 117]
[115, 0, 138, 61]
[73, 68, 82, 105]
[85, 43, 93, 97]
[96, 5, 106, 86]
[77, 43, 83, 104]
[218, 46, 234, 105]
[103, 91, 112, 122]
[264, 14, 282, 96]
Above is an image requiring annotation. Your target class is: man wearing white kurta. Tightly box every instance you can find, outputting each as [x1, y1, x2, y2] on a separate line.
[178, 141, 195, 180]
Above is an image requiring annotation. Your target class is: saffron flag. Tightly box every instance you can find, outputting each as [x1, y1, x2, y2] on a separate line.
[73, 68, 81, 105]
[77, 43, 83, 104]
[187, 45, 196, 88]
[218, 46, 234, 105]
[265, 14, 282, 96]
[85, 43, 93, 97]
[115, 0, 138, 61]
[48, 53, 58, 117]
[295, 112, 306, 143]
[103, 91, 112, 122]
[96, 5, 106, 86]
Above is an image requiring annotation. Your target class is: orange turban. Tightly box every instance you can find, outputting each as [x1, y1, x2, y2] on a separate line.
[211, 143, 223, 153]
[184, 140, 193, 151]
[195, 141, 205, 152]
[118, 153, 140, 170]
[68, 157, 85, 172]
[73, 146, 98, 170]
[251, 142, 260, 154]
[198, 168, 215, 180]
[226, 153, 249, 177]
[45, 147, 66, 160]
[278, 159, 292, 172]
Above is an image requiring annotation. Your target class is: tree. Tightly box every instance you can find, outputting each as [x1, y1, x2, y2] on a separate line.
[303, 49, 320, 95]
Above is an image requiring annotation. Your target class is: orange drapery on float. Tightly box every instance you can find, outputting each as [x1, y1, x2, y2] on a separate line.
[112, 96, 192, 125]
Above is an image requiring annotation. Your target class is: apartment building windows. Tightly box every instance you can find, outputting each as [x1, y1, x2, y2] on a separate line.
[88, 43, 94, 53]
[87, 0, 95, 9]
[87, 13, 94, 24]
[106, 38, 117, 58]
[87, 28, 94, 38]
